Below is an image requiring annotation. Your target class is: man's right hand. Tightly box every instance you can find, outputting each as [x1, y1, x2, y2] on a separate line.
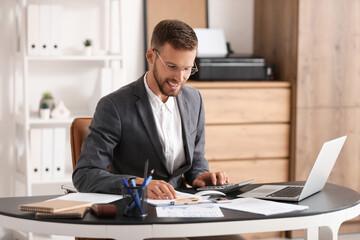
[134, 178, 176, 200]
[146, 179, 177, 200]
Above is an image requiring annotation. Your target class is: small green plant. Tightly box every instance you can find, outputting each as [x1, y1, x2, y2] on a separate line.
[42, 92, 53, 99]
[84, 39, 92, 47]
[40, 102, 49, 109]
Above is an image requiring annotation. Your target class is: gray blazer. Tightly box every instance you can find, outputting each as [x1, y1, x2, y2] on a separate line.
[72, 76, 209, 194]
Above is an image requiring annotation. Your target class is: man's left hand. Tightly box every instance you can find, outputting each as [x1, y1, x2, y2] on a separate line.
[192, 171, 230, 188]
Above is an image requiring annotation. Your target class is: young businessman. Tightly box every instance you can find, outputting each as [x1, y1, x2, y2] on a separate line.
[72, 19, 230, 200]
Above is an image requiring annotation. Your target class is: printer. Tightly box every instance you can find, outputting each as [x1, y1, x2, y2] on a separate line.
[191, 28, 274, 81]
[191, 54, 274, 81]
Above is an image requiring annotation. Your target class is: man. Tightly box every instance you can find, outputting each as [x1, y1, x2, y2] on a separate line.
[72, 19, 230, 200]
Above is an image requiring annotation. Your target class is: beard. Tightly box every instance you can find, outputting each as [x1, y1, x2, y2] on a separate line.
[152, 61, 183, 98]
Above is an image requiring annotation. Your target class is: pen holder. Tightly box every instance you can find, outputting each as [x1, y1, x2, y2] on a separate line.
[121, 185, 147, 217]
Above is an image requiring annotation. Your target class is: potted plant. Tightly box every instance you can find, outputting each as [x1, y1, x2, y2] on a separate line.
[84, 39, 92, 56]
[39, 102, 50, 119]
[39, 92, 55, 111]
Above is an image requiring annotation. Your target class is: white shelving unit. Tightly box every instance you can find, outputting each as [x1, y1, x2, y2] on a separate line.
[13, 0, 125, 197]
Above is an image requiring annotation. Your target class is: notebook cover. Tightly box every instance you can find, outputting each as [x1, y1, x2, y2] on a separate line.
[19, 199, 92, 213]
[35, 206, 90, 219]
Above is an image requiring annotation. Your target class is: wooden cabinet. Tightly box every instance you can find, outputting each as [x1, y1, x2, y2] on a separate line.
[187, 81, 291, 184]
[254, 0, 360, 236]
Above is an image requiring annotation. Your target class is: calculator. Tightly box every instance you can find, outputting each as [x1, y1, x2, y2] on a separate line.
[196, 179, 255, 193]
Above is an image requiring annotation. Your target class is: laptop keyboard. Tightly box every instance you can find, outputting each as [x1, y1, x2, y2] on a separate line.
[266, 186, 303, 198]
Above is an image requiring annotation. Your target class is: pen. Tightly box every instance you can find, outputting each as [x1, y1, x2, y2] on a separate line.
[122, 178, 143, 214]
[143, 158, 149, 180]
[131, 179, 141, 207]
[170, 198, 199, 205]
[129, 170, 154, 210]
[170, 197, 200, 205]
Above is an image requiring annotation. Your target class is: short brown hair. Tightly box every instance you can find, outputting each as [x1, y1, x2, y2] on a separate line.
[151, 19, 198, 51]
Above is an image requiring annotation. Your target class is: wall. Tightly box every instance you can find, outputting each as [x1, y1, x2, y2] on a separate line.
[208, 0, 254, 54]
[0, 0, 16, 197]
[0, 1, 16, 238]
[0, 1, 253, 195]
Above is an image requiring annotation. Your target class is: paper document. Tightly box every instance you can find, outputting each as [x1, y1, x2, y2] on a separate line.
[194, 28, 228, 57]
[147, 190, 210, 206]
[55, 192, 123, 204]
[156, 204, 224, 218]
[219, 198, 308, 216]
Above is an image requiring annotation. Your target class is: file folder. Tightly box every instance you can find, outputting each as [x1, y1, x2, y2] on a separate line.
[30, 128, 42, 181]
[53, 127, 65, 179]
[27, 5, 40, 56]
[41, 128, 53, 180]
[39, 5, 51, 55]
[49, 5, 62, 56]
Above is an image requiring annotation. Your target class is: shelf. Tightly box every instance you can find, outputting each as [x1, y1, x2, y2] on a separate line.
[25, 54, 122, 61]
[15, 113, 92, 126]
[15, 171, 72, 186]
[31, 175, 72, 185]
[30, 114, 91, 126]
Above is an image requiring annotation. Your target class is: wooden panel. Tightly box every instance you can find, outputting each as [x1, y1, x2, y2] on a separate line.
[254, 0, 298, 83]
[297, 0, 360, 108]
[295, 108, 360, 191]
[205, 124, 290, 160]
[199, 87, 291, 124]
[145, 0, 207, 50]
[242, 231, 284, 240]
[209, 159, 289, 184]
[187, 80, 291, 89]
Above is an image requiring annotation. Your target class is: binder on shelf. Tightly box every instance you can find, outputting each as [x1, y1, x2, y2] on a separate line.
[30, 128, 42, 181]
[53, 127, 65, 179]
[49, 5, 63, 56]
[41, 128, 53, 180]
[39, 5, 51, 56]
[27, 5, 40, 56]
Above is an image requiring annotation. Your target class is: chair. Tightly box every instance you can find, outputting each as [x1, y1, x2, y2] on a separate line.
[70, 117, 113, 240]
[70, 117, 92, 170]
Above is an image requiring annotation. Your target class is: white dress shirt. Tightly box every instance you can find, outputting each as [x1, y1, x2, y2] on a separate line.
[144, 74, 186, 174]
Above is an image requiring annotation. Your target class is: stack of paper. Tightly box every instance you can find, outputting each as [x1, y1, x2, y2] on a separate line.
[156, 204, 224, 218]
[218, 198, 309, 216]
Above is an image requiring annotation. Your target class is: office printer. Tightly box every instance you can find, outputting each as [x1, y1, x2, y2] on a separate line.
[190, 54, 274, 81]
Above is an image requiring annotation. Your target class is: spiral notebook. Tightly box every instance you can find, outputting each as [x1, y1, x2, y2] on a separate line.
[35, 206, 90, 219]
[19, 199, 93, 213]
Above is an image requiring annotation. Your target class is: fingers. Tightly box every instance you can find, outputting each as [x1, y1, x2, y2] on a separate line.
[192, 178, 206, 188]
[193, 171, 230, 187]
[215, 171, 229, 185]
[147, 180, 176, 200]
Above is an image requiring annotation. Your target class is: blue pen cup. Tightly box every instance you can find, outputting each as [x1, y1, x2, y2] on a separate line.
[121, 185, 148, 217]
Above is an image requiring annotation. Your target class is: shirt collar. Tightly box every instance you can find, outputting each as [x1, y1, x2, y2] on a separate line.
[143, 73, 174, 113]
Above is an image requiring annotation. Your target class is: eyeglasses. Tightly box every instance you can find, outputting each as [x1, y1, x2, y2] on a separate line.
[155, 50, 198, 76]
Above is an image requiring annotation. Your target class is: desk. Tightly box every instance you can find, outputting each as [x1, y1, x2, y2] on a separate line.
[1, 183, 360, 240]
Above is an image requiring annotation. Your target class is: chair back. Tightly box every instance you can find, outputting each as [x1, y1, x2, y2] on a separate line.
[70, 117, 92, 170]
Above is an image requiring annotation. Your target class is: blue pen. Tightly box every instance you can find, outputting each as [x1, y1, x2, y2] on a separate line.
[131, 179, 142, 208]
[129, 174, 153, 210]
[139, 173, 153, 198]
[122, 178, 143, 214]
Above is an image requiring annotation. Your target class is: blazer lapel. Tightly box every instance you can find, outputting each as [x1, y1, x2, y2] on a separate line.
[133, 78, 169, 173]
[176, 91, 192, 166]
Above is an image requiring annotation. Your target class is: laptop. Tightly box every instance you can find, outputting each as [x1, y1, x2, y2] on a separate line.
[237, 136, 347, 202]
